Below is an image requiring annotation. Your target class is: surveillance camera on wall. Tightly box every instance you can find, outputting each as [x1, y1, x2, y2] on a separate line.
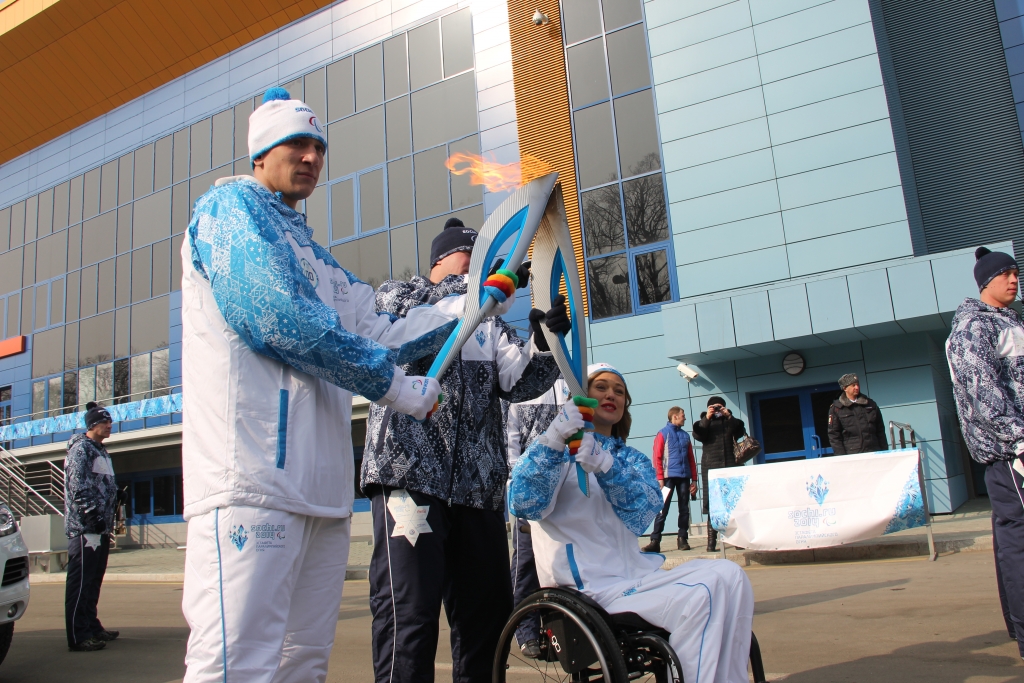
[677, 363, 698, 381]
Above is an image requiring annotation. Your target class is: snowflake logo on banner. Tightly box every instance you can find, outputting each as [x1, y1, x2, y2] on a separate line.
[806, 475, 830, 506]
[387, 489, 432, 546]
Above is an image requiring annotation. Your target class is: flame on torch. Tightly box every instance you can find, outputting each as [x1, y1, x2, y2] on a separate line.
[445, 152, 552, 193]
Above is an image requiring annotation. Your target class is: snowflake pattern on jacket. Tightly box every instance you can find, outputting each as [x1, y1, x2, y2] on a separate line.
[946, 297, 1024, 464]
[64, 434, 117, 538]
[508, 432, 662, 536]
[362, 275, 560, 511]
[188, 178, 405, 400]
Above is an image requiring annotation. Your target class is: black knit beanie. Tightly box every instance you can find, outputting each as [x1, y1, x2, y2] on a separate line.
[85, 401, 112, 430]
[707, 395, 725, 408]
[974, 247, 1018, 291]
[429, 218, 478, 268]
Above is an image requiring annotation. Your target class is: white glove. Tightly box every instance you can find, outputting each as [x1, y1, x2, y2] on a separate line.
[537, 402, 585, 451]
[575, 433, 612, 473]
[490, 287, 515, 317]
[377, 368, 441, 421]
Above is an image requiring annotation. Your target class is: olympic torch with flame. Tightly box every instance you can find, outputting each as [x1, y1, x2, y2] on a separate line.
[419, 154, 558, 419]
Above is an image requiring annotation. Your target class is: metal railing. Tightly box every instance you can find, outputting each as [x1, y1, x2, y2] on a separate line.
[889, 421, 917, 449]
[0, 442, 64, 518]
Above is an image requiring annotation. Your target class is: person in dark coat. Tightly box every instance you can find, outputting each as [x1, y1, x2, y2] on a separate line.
[692, 396, 746, 552]
[827, 373, 888, 455]
[64, 402, 123, 652]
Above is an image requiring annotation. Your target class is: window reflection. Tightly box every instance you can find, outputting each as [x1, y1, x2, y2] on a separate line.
[588, 254, 632, 319]
[602, 0, 642, 30]
[360, 169, 386, 232]
[623, 171, 668, 247]
[574, 103, 619, 189]
[614, 91, 661, 177]
[582, 185, 624, 256]
[563, 0, 603, 44]
[567, 39, 610, 108]
[635, 250, 671, 306]
[606, 24, 650, 96]
[331, 180, 355, 241]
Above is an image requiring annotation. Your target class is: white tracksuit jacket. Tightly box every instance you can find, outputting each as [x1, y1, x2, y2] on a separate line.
[181, 176, 462, 520]
[508, 433, 754, 683]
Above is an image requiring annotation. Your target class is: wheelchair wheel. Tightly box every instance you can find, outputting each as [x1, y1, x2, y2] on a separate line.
[493, 589, 629, 682]
[624, 632, 682, 683]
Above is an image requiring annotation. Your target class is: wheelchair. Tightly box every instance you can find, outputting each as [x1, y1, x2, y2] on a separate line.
[493, 587, 767, 683]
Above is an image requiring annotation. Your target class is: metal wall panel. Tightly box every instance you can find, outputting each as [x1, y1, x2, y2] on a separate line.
[876, 0, 1024, 261]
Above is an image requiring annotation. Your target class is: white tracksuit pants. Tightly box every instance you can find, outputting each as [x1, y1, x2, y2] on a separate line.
[182, 506, 351, 683]
[603, 559, 753, 683]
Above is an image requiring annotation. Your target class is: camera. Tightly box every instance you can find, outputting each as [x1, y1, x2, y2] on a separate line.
[676, 363, 698, 381]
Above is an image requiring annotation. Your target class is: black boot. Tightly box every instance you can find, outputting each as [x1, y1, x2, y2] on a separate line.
[707, 529, 718, 553]
[641, 539, 661, 553]
[677, 535, 691, 551]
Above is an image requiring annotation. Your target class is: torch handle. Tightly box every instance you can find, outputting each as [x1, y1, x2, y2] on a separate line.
[568, 396, 599, 497]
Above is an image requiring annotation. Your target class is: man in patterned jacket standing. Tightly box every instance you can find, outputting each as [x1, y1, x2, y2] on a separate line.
[947, 246, 1024, 661]
[361, 220, 569, 683]
[64, 402, 121, 652]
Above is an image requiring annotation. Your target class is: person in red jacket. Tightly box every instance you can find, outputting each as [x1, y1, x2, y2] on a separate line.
[643, 406, 698, 552]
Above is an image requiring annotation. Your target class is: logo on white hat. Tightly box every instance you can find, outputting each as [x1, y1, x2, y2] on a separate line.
[309, 117, 323, 133]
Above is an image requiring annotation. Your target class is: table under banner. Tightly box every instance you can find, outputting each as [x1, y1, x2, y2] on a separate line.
[707, 448, 933, 555]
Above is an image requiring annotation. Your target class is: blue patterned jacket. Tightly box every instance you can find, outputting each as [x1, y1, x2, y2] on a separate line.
[947, 298, 1024, 464]
[64, 434, 117, 537]
[362, 276, 560, 511]
[507, 433, 664, 601]
[181, 177, 462, 519]
[508, 433, 662, 535]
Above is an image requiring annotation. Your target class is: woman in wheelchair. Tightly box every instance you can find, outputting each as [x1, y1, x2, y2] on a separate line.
[507, 363, 754, 683]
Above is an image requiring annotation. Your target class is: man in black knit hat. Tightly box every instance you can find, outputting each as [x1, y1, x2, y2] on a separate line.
[947, 246, 1024, 661]
[64, 402, 124, 651]
[361, 217, 570, 683]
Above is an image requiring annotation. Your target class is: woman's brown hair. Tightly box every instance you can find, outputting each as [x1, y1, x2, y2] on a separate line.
[588, 373, 632, 442]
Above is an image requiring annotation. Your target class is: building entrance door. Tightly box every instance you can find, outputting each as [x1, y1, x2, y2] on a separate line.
[749, 383, 842, 462]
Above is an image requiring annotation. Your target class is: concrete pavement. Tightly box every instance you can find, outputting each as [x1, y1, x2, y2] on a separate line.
[3, 551, 1020, 681]
[30, 498, 994, 583]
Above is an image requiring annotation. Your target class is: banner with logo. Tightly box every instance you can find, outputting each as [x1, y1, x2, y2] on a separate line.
[707, 448, 927, 551]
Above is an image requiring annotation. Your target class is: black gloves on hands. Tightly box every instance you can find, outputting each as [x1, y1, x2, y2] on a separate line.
[488, 259, 531, 289]
[529, 294, 572, 353]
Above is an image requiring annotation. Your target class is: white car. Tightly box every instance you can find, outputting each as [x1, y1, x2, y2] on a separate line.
[0, 504, 30, 665]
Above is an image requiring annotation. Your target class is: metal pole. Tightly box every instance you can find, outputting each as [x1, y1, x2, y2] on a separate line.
[917, 452, 937, 561]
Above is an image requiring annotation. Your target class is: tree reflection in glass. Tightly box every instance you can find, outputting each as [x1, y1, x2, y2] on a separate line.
[588, 254, 631, 319]
[582, 184, 624, 256]
[623, 156, 668, 248]
[634, 249, 670, 306]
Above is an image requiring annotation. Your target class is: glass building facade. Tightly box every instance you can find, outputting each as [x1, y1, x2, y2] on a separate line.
[2, 0, 1024, 542]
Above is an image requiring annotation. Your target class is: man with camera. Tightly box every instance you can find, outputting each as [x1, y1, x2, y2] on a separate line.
[692, 397, 746, 552]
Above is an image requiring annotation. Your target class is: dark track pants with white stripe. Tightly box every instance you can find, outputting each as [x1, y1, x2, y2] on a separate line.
[510, 517, 541, 648]
[368, 486, 513, 683]
[65, 532, 110, 646]
[987, 460, 1024, 657]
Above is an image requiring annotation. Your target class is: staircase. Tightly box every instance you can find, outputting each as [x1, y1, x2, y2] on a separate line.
[0, 443, 63, 519]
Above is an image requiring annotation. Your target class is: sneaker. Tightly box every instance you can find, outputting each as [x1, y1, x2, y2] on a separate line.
[69, 638, 106, 652]
[95, 629, 120, 641]
[520, 640, 542, 659]
[641, 540, 660, 553]
[677, 538, 691, 551]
